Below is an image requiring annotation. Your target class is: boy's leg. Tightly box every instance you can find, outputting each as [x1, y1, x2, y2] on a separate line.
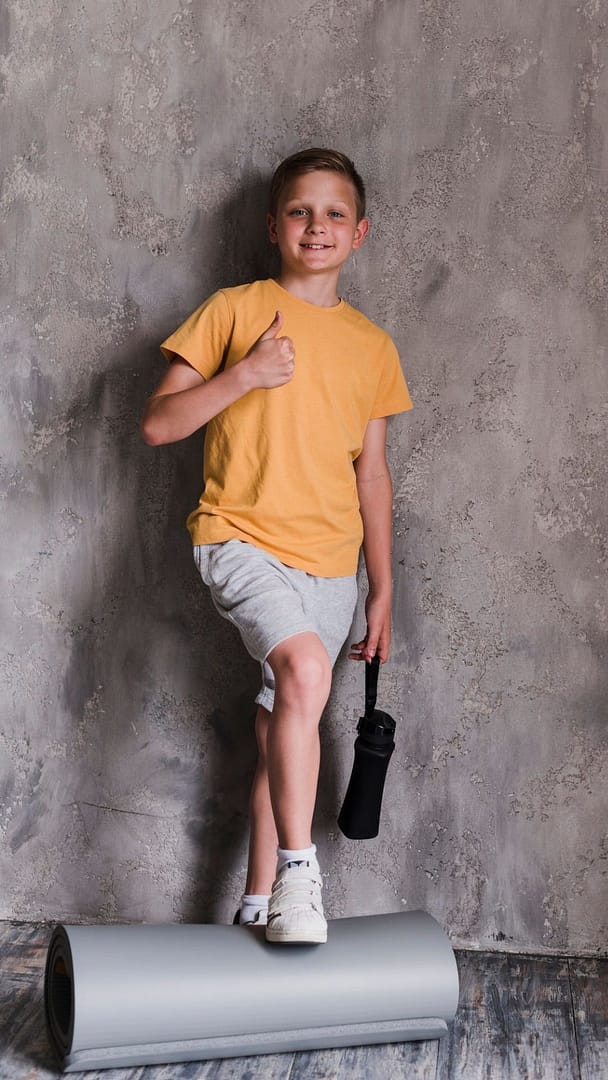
[265, 630, 332, 849]
[245, 704, 279, 897]
[194, 541, 355, 935]
[257, 631, 331, 944]
[246, 631, 332, 895]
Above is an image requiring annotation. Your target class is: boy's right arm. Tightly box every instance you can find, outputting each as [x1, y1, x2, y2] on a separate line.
[140, 310, 294, 445]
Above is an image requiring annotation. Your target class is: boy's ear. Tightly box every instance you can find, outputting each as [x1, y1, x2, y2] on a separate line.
[267, 213, 279, 244]
[352, 217, 370, 250]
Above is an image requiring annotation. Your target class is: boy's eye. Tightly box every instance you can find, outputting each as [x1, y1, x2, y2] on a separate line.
[289, 209, 307, 217]
[328, 211, 344, 218]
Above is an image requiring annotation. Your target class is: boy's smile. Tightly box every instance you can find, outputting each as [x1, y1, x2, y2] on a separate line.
[268, 170, 369, 303]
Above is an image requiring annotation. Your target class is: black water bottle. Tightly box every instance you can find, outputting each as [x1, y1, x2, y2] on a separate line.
[338, 655, 396, 840]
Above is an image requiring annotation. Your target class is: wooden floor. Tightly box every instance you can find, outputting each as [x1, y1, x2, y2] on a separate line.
[1, 922, 606, 1079]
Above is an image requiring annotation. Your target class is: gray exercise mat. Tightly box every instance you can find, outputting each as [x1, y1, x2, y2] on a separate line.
[45, 910, 459, 1071]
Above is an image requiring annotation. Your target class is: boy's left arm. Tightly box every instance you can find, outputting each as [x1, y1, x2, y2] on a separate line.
[350, 417, 394, 664]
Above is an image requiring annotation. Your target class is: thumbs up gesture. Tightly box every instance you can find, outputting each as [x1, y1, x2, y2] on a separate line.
[240, 311, 295, 389]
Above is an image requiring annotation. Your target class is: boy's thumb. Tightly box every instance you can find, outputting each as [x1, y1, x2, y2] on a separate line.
[258, 310, 282, 340]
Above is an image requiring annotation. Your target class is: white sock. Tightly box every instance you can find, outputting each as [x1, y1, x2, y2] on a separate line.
[276, 844, 318, 872]
[239, 893, 269, 923]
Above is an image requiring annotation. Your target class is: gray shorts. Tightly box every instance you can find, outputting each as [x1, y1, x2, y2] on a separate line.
[193, 539, 358, 711]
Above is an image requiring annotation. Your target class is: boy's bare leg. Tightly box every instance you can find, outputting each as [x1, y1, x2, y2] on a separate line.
[245, 705, 279, 896]
[245, 632, 331, 895]
[266, 632, 332, 844]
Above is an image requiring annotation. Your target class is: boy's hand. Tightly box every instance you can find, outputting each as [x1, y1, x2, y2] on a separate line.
[240, 311, 295, 389]
[348, 588, 391, 664]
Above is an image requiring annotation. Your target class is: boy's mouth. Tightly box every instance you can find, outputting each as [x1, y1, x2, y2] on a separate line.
[300, 243, 332, 250]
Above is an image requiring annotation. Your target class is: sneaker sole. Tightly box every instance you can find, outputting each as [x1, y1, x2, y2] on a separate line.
[265, 926, 327, 945]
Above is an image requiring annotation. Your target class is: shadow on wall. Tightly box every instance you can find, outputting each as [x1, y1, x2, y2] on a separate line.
[196, 172, 279, 291]
[57, 176, 297, 924]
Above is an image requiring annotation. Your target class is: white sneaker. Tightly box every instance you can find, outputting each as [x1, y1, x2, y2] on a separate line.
[265, 860, 327, 944]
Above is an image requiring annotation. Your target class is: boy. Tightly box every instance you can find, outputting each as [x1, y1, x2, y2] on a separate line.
[141, 148, 412, 944]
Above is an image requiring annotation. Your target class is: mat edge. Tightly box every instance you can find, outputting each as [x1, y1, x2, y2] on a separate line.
[63, 1017, 449, 1070]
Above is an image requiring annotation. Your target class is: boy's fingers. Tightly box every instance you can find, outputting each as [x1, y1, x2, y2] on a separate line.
[349, 621, 390, 663]
[348, 638, 367, 659]
[365, 640, 378, 662]
[364, 618, 381, 661]
[258, 310, 282, 341]
[349, 638, 378, 661]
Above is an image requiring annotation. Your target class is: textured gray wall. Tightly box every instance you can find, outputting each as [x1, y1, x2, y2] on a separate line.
[1, 1, 606, 956]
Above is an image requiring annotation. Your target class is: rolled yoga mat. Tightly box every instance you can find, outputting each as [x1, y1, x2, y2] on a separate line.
[45, 910, 459, 1072]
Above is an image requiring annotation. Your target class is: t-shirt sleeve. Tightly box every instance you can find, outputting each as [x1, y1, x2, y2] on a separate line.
[159, 290, 234, 380]
[370, 337, 413, 419]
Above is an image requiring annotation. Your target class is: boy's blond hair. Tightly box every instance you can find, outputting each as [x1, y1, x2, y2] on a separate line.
[269, 148, 366, 221]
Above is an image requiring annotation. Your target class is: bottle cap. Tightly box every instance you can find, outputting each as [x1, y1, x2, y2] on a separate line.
[356, 708, 396, 745]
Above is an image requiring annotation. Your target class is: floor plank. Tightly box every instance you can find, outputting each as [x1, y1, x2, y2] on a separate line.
[288, 1039, 438, 1079]
[436, 950, 581, 1079]
[0, 922, 52, 979]
[201, 1053, 294, 1079]
[569, 957, 608, 1080]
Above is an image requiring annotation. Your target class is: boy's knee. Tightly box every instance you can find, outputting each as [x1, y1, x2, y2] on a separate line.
[268, 635, 332, 710]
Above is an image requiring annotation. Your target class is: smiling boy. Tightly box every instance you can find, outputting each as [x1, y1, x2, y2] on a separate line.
[141, 148, 412, 944]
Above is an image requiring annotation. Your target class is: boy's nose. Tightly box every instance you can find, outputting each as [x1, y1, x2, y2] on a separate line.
[307, 219, 326, 233]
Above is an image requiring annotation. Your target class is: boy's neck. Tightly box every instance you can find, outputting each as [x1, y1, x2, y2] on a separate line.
[274, 269, 342, 308]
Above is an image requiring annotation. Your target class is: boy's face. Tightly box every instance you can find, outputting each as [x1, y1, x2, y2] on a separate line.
[267, 170, 369, 278]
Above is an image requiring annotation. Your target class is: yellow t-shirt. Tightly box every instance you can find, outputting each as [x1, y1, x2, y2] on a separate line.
[160, 278, 412, 577]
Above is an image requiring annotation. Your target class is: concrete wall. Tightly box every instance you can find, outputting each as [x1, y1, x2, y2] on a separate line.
[1, 0, 606, 955]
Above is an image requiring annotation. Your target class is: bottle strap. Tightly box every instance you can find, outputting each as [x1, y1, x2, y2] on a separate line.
[365, 654, 380, 717]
